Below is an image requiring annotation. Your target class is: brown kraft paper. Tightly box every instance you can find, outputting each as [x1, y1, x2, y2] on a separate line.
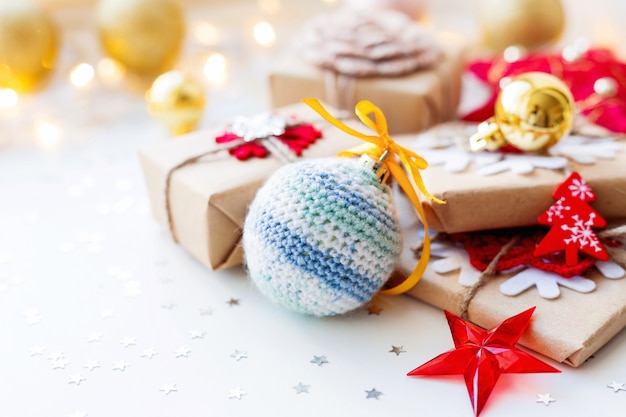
[139, 103, 366, 271]
[269, 37, 465, 135]
[394, 217, 626, 368]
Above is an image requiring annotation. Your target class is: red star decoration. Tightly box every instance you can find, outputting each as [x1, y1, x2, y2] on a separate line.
[407, 307, 560, 416]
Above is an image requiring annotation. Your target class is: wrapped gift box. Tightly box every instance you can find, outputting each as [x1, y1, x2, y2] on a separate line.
[139, 103, 364, 270]
[408, 123, 626, 233]
[395, 219, 626, 367]
[269, 38, 465, 135]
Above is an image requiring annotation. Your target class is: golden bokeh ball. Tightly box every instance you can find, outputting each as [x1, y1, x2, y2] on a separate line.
[0, 0, 58, 92]
[96, 0, 185, 76]
[477, 0, 565, 51]
[496, 72, 574, 152]
[147, 71, 206, 135]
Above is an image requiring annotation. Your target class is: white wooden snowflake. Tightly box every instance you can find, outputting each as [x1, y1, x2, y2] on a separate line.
[428, 240, 625, 299]
[411, 131, 620, 175]
[549, 136, 620, 164]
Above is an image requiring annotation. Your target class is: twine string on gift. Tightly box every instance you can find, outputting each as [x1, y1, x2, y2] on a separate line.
[303, 98, 445, 295]
[164, 135, 299, 243]
[458, 235, 520, 320]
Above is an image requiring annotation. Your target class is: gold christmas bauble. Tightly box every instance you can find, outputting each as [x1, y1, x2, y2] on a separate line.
[96, 0, 185, 76]
[470, 72, 574, 152]
[0, 0, 58, 92]
[477, 0, 564, 51]
[147, 71, 205, 135]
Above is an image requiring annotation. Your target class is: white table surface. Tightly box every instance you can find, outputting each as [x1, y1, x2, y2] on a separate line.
[3, 1, 626, 416]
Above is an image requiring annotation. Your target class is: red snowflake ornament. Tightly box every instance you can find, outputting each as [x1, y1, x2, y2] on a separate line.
[408, 307, 559, 417]
[534, 172, 608, 265]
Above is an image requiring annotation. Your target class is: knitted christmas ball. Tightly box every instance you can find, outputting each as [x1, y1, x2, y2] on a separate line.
[243, 157, 402, 316]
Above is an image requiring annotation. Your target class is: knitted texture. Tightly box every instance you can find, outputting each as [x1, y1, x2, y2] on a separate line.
[243, 157, 401, 316]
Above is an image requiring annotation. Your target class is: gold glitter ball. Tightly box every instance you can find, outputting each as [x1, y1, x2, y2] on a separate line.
[471, 72, 574, 152]
[0, 0, 58, 92]
[147, 71, 206, 135]
[96, 0, 184, 76]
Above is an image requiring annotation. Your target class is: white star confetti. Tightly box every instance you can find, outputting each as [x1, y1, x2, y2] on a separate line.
[47, 351, 65, 361]
[99, 309, 114, 319]
[140, 348, 158, 359]
[310, 355, 328, 366]
[23, 308, 42, 325]
[293, 382, 310, 394]
[608, 381, 626, 393]
[123, 280, 141, 297]
[389, 346, 406, 356]
[68, 411, 87, 417]
[227, 387, 246, 400]
[161, 301, 176, 310]
[199, 307, 213, 316]
[536, 393, 555, 406]
[120, 337, 137, 348]
[189, 330, 206, 340]
[159, 383, 178, 395]
[230, 350, 248, 361]
[83, 360, 101, 372]
[29, 346, 46, 356]
[365, 388, 383, 400]
[68, 374, 86, 386]
[112, 360, 130, 371]
[51, 358, 70, 370]
[85, 332, 102, 343]
[174, 347, 191, 358]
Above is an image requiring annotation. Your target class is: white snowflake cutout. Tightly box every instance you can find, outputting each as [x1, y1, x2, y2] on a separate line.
[429, 243, 482, 287]
[499, 259, 625, 299]
[230, 113, 287, 141]
[549, 135, 620, 164]
[419, 148, 501, 173]
[476, 154, 568, 176]
[499, 268, 596, 299]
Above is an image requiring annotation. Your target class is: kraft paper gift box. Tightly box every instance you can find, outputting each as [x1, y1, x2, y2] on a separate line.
[269, 38, 466, 135]
[139, 102, 364, 271]
[394, 219, 626, 367]
[407, 123, 626, 233]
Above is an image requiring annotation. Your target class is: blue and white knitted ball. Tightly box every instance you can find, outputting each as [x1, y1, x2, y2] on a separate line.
[242, 157, 402, 316]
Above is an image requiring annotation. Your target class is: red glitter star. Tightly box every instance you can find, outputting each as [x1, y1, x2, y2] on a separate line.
[407, 307, 560, 416]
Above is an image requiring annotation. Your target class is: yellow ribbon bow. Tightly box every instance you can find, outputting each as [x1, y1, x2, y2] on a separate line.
[303, 98, 445, 295]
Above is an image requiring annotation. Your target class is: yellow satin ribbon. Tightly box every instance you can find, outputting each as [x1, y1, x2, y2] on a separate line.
[303, 98, 445, 295]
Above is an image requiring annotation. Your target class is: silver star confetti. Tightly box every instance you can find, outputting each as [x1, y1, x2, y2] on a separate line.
[68, 374, 86, 386]
[83, 360, 101, 372]
[174, 347, 191, 358]
[140, 348, 158, 359]
[608, 381, 626, 393]
[199, 307, 213, 316]
[365, 388, 383, 400]
[226, 298, 240, 307]
[389, 345, 406, 356]
[310, 355, 328, 366]
[227, 387, 246, 400]
[68, 411, 87, 417]
[293, 383, 310, 394]
[112, 360, 130, 371]
[120, 337, 137, 348]
[536, 393, 555, 406]
[159, 383, 178, 395]
[230, 350, 248, 361]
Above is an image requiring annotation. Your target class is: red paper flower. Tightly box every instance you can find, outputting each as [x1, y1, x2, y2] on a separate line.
[408, 307, 560, 417]
[215, 114, 322, 161]
[464, 48, 626, 133]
